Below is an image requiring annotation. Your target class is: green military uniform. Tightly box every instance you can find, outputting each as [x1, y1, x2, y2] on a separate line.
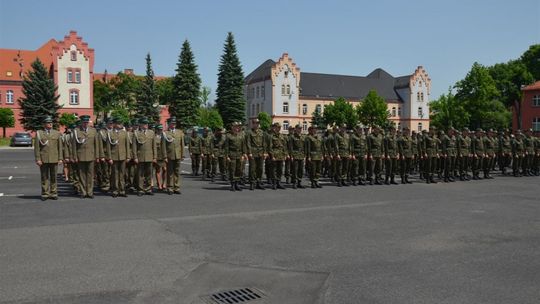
[397, 128, 414, 184]
[512, 133, 525, 176]
[533, 134, 540, 175]
[367, 129, 384, 185]
[98, 123, 112, 191]
[34, 118, 63, 200]
[305, 127, 325, 188]
[211, 129, 227, 181]
[333, 126, 351, 186]
[189, 132, 202, 175]
[201, 130, 213, 180]
[267, 123, 288, 189]
[245, 121, 267, 190]
[423, 129, 439, 184]
[126, 123, 137, 192]
[457, 129, 472, 180]
[105, 121, 131, 197]
[441, 130, 457, 182]
[133, 122, 157, 195]
[288, 125, 306, 189]
[350, 126, 368, 185]
[384, 128, 399, 185]
[498, 131, 512, 175]
[162, 118, 184, 194]
[284, 130, 292, 183]
[523, 131, 535, 176]
[483, 131, 496, 179]
[471, 129, 485, 179]
[225, 122, 246, 191]
[72, 116, 103, 198]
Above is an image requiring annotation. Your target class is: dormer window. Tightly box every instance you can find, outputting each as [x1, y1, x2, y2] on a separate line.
[284, 71, 289, 78]
[71, 51, 77, 61]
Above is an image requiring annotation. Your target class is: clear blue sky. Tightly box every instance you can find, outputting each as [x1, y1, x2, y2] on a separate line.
[1, 0, 539, 101]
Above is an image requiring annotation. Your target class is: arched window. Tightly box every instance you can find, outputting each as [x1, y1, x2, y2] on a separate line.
[286, 85, 291, 95]
[315, 104, 322, 113]
[75, 69, 81, 83]
[6, 90, 14, 104]
[71, 51, 77, 61]
[418, 122, 423, 132]
[391, 107, 396, 117]
[419, 81, 422, 87]
[302, 121, 308, 132]
[302, 104, 308, 115]
[420, 92, 424, 101]
[67, 69, 73, 83]
[69, 89, 79, 105]
[282, 120, 289, 131]
[418, 107, 423, 117]
[283, 102, 289, 114]
[417, 92, 420, 101]
[281, 85, 286, 95]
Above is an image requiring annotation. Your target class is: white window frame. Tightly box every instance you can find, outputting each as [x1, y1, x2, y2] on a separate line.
[418, 107, 423, 117]
[6, 90, 14, 104]
[67, 70, 73, 83]
[286, 85, 291, 95]
[533, 95, 540, 107]
[283, 102, 289, 114]
[418, 122, 423, 132]
[283, 120, 289, 131]
[392, 107, 396, 117]
[281, 85, 286, 95]
[302, 104, 308, 115]
[69, 90, 79, 105]
[398, 107, 402, 116]
[75, 70, 81, 83]
[302, 121, 308, 132]
[533, 117, 540, 131]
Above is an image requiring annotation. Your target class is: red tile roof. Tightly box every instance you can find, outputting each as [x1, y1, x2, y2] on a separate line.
[522, 80, 540, 91]
[0, 39, 57, 81]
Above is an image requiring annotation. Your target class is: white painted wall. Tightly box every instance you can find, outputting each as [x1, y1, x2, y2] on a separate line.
[56, 44, 91, 109]
[272, 64, 299, 116]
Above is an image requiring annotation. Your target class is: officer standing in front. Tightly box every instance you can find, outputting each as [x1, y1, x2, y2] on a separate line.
[162, 117, 184, 195]
[34, 116, 63, 201]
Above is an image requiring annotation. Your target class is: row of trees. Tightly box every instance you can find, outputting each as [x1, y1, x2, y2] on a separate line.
[430, 45, 539, 131]
[310, 90, 391, 129]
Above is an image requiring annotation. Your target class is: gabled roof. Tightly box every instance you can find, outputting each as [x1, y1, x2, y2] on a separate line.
[522, 80, 540, 91]
[244, 59, 275, 84]
[0, 39, 57, 82]
[299, 68, 411, 101]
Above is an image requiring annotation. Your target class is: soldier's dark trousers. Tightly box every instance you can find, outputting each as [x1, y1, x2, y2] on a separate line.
[270, 160, 284, 182]
[249, 156, 264, 182]
[167, 159, 182, 192]
[483, 156, 493, 176]
[369, 157, 382, 181]
[459, 156, 470, 177]
[400, 158, 412, 179]
[524, 154, 534, 174]
[138, 162, 153, 193]
[229, 158, 243, 181]
[534, 154, 540, 174]
[100, 161, 111, 190]
[78, 161, 95, 196]
[444, 156, 456, 179]
[111, 160, 127, 195]
[40, 163, 58, 198]
[71, 162, 81, 192]
[212, 156, 226, 178]
[513, 155, 522, 175]
[202, 154, 212, 177]
[335, 157, 349, 181]
[191, 154, 201, 174]
[284, 159, 291, 181]
[424, 156, 437, 180]
[472, 156, 483, 177]
[291, 159, 304, 184]
[385, 157, 398, 179]
[351, 156, 366, 182]
[309, 160, 322, 182]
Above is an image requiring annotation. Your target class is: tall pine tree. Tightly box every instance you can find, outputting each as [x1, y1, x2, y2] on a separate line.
[171, 40, 201, 129]
[138, 53, 160, 124]
[18, 58, 61, 131]
[216, 32, 245, 127]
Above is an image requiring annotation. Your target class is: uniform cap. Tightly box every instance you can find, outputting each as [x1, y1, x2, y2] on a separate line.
[43, 116, 53, 123]
[80, 115, 91, 122]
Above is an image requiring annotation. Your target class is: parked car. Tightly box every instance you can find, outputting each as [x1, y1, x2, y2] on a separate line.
[10, 132, 33, 147]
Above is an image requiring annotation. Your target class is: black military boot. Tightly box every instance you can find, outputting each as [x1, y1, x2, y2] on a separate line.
[401, 176, 406, 184]
[352, 180, 357, 186]
[316, 181, 322, 188]
[384, 177, 390, 185]
[342, 179, 349, 186]
[292, 182, 298, 189]
[277, 181, 286, 189]
[234, 181, 242, 191]
[272, 180, 277, 190]
[250, 183, 255, 191]
[430, 176, 438, 184]
[311, 181, 316, 188]
[359, 178, 366, 185]
[391, 177, 398, 185]
[230, 182, 236, 192]
[285, 177, 290, 184]
[406, 176, 412, 184]
[298, 182, 306, 189]
[256, 181, 265, 190]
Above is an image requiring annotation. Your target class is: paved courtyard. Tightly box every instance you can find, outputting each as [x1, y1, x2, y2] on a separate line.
[1, 148, 539, 304]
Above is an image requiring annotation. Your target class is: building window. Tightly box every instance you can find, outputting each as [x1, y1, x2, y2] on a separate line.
[283, 120, 289, 131]
[284, 71, 288, 78]
[281, 85, 286, 95]
[419, 81, 422, 87]
[533, 95, 540, 107]
[67, 69, 73, 83]
[398, 107, 402, 116]
[251, 88, 255, 99]
[261, 86, 265, 99]
[75, 70, 81, 83]
[286, 85, 291, 95]
[251, 104, 255, 116]
[397, 122, 401, 130]
[256, 86, 260, 98]
[256, 103, 260, 114]
[418, 122, 423, 132]
[417, 92, 421, 101]
[302, 104, 308, 115]
[302, 121, 308, 132]
[69, 89, 79, 105]
[391, 107, 396, 117]
[6, 90, 14, 104]
[418, 107, 423, 117]
[533, 117, 540, 131]
[283, 102, 289, 114]
[420, 92, 424, 101]
[71, 51, 77, 61]
[315, 104, 322, 114]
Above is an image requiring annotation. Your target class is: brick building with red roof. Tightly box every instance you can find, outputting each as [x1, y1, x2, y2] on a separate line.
[514, 80, 540, 132]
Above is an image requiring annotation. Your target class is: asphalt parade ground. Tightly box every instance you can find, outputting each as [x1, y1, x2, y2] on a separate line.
[1, 148, 539, 304]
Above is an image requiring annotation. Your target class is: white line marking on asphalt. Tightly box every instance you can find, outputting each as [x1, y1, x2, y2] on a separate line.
[8, 176, 13, 180]
[0, 176, 26, 180]
[0, 193, 24, 197]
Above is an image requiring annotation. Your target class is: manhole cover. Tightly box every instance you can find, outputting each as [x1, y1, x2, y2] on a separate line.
[201, 287, 266, 303]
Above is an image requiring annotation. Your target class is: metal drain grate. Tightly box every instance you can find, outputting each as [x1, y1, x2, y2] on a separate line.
[201, 287, 266, 303]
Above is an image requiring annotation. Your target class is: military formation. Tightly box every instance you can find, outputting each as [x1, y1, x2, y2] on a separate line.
[34, 116, 540, 199]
